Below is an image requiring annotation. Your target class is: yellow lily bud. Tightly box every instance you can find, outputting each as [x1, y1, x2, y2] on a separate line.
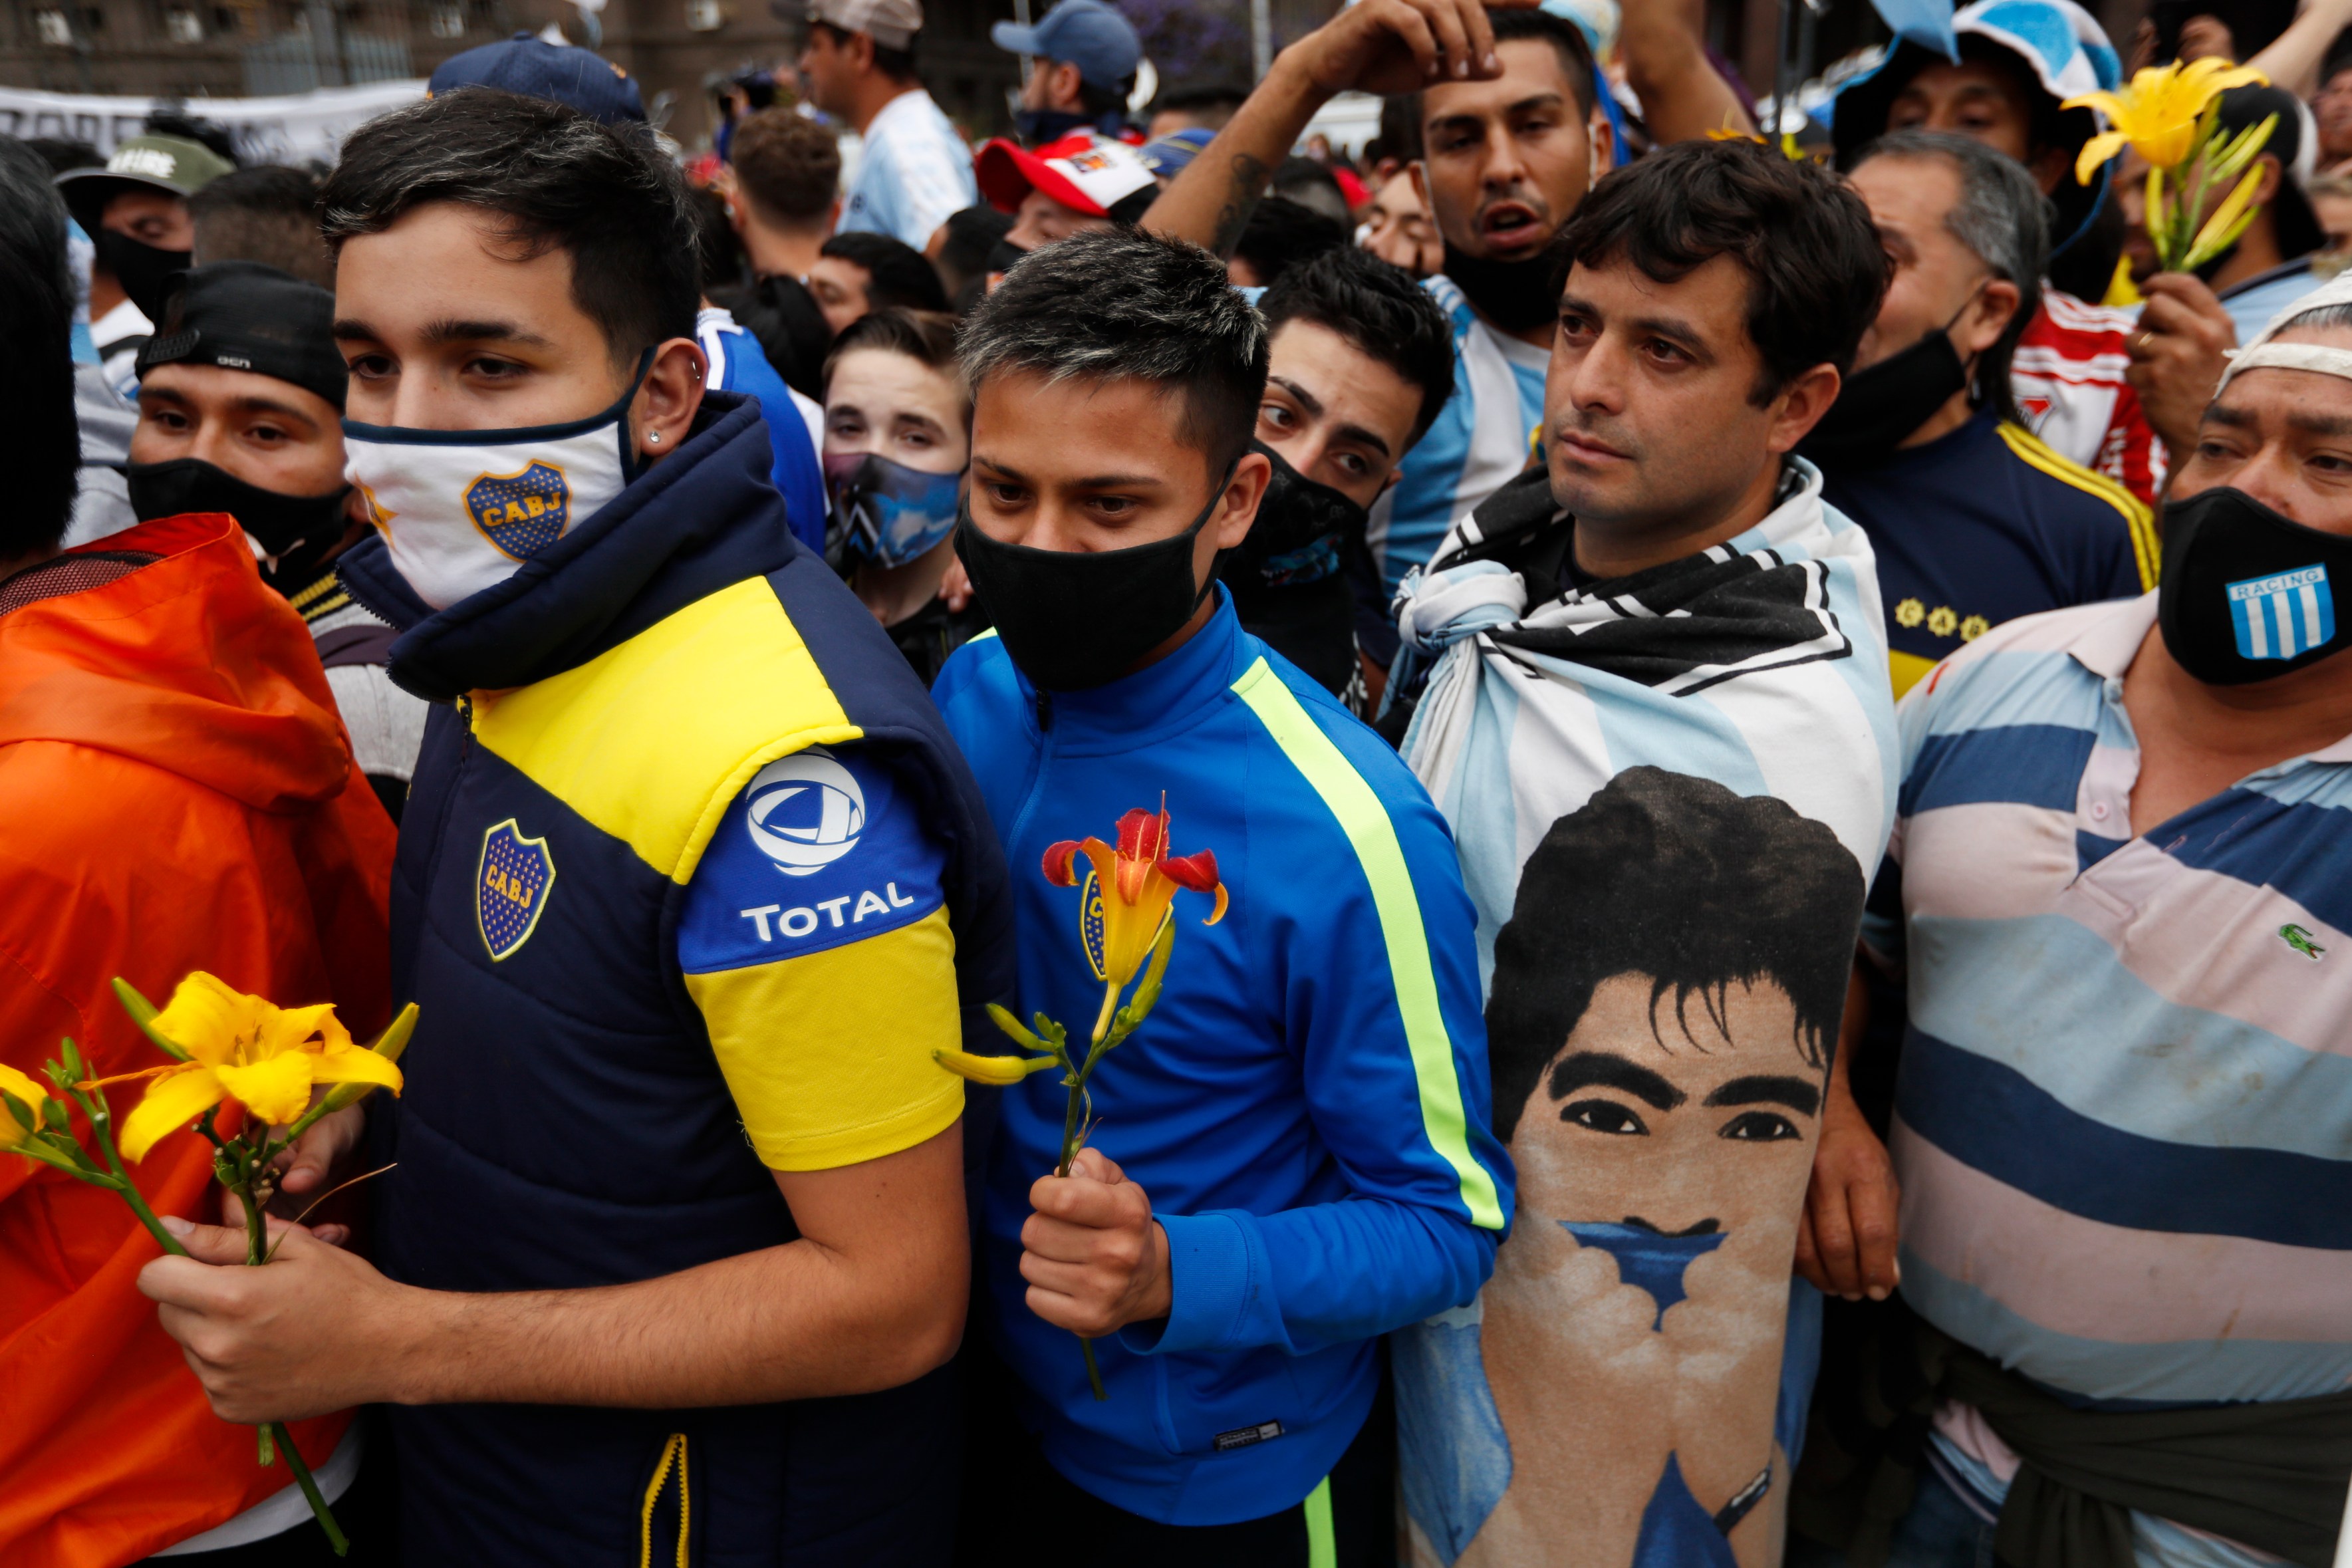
[0, 1062, 50, 1148]
[934, 1048, 1059, 1086]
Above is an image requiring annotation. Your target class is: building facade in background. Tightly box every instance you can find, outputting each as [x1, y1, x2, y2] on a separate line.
[0, 0, 1381, 154]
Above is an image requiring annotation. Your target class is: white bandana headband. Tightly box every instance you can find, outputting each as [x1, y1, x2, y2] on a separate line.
[2217, 267, 2352, 392]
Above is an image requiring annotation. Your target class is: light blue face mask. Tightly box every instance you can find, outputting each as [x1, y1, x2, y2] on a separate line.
[825, 452, 965, 567]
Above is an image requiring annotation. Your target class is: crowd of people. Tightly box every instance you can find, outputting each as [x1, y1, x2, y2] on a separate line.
[3, 0, 2351, 1565]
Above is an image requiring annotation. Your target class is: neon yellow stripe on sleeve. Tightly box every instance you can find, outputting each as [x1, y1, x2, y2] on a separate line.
[1228, 658, 1505, 1230]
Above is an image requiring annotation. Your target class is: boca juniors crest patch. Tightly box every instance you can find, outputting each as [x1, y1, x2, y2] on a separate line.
[466, 461, 571, 560]
[477, 819, 556, 961]
[1076, 869, 1170, 981]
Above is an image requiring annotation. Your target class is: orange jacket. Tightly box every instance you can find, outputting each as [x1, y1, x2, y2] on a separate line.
[0, 514, 395, 1568]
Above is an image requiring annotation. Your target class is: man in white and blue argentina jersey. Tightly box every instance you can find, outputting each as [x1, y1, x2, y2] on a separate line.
[797, 0, 977, 253]
[1387, 140, 1898, 1568]
[1829, 287, 2352, 1568]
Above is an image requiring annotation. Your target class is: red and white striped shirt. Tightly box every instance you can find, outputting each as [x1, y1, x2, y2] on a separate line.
[2010, 287, 2164, 507]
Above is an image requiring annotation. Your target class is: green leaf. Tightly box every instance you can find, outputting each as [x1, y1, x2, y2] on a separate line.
[2, 1087, 37, 1134]
[42, 1095, 70, 1132]
[110, 979, 192, 1063]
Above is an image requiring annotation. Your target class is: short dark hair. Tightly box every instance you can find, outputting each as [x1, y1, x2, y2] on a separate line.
[22, 136, 101, 177]
[1151, 83, 1247, 128]
[690, 184, 751, 295]
[142, 109, 240, 166]
[0, 136, 79, 559]
[1854, 130, 2047, 426]
[319, 90, 700, 364]
[811, 19, 918, 82]
[729, 108, 841, 228]
[823, 305, 961, 397]
[1377, 92, 1423, 164]
[1552, 138, 1888, 401]
[820, 229, 949, 315]
[190, 165, 332, 288]
[959, 226, 1267, 480]
[1261, 245, 1456, 447]
[716, 271, 831, 398]
[1486, 767, 1863, 1142]
[1232, 194, 1348, 289]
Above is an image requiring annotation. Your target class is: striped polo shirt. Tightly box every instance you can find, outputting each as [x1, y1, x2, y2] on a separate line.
[1869, 592, 2352, 1566]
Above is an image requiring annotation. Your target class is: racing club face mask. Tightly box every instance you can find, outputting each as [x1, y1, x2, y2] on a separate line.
[825, 451, 964, 567]
[952, 461, 1237, 691]
[2158, 485, 2352, 684]
[342, 356, 649, 611]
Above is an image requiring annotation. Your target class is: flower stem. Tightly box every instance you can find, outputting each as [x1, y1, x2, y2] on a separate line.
[269, 1421, 348, 1556]
[66, 1075, 350, 1552]
[1057, 978, 1125, 1402]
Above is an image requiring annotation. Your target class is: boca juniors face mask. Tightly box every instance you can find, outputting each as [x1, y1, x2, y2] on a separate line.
[342, 356, 650, 611]
[2158, 485, 2352, 684]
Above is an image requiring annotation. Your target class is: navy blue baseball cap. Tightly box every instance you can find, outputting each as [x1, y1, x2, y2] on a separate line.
[991, 0, 1140, 90]
[429, 32, 647, 124]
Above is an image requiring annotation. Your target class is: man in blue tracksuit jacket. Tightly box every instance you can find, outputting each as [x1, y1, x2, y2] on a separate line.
[933, 226, 1511, 1564]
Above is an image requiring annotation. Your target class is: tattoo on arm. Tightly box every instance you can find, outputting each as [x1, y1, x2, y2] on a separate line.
[1210, 153, 1272, 258]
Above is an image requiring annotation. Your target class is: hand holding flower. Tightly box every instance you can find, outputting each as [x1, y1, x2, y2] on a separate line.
[1019, 1148, 1172, 1339]
[138, 1210, 425, 1425]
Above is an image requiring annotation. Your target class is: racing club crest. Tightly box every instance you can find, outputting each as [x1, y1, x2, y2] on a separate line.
[465, 461, 571, 560]
[477, 819, 556, 961]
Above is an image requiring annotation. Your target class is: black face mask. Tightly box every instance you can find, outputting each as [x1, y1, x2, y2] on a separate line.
[1799, 295, 1981, 467]
[127, 457, 353, 592]
[2158, 485, 2352, 685]
[1232, 440, 1369, 588]
[1442, 239, 1561, 334]
[1800, 329, 1969, 468]
[952, 467, 1234, 691]
[94, 228, 191, 323]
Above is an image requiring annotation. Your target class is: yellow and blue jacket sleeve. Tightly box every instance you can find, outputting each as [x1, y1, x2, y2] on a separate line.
[676, 743, 962, 1171]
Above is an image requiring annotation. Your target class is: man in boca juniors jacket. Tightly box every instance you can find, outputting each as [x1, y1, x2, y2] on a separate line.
[132, 90, 1011, 1567]
[936, 227, 1511, 1567]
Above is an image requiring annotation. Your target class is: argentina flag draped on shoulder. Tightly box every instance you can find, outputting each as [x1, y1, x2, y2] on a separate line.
[1394, 457, 1900, 974]
[1386, 456, 1902, 1568]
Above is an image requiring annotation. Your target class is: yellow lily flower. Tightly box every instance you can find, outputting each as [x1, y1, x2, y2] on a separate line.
[1042, 804, 1228, 993]
[2067, 57, 2268, 184]
[933, 1048, 1061, 1085]
[112, 974, 403, 1161]
[0, 1061, 49, 1147]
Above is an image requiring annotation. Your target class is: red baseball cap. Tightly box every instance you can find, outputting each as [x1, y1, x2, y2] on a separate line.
[975, 132, 1156, 219]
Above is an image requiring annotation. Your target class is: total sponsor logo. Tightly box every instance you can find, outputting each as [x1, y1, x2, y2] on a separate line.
[738, 884, 921, 943]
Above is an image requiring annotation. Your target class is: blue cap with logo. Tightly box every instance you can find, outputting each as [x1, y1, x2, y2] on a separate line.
[991, 0, 1141, 90]
[429, 31, 647, 124]
[1137, 126, 1215, 179]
